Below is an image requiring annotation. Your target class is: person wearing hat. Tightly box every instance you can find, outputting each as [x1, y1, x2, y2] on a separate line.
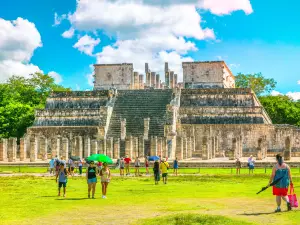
[160, 158, 170, 184]
[119, 157, 125, 176]
[86, 161, 98, 199]
[100, 162, 111, 199]
[56, 163, 69, 197]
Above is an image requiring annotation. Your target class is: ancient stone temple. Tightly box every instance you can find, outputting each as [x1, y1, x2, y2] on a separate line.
[1, 61, 300, 162]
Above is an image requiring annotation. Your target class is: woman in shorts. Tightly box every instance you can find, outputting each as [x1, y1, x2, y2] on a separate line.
[100, 163, 111, 199]
[119, 157, 125, 176]
[134, 156, 141, 176]
[86, 161, 98, 199]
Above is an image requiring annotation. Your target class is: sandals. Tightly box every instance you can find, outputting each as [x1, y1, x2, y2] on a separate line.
[275, 208, 281, 213]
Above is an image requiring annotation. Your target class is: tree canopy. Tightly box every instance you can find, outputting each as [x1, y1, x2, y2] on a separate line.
[235, 72, 277, 96]
[0, 73, 71, 139]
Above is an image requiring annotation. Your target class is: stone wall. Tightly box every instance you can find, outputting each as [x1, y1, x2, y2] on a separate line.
[183, 61, 235, 88]
[94, 64, 133, 90]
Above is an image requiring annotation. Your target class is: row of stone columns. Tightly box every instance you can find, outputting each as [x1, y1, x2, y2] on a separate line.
[175, 136, 195, 160]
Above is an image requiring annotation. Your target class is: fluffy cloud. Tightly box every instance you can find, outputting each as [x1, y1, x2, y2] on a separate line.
[48, 71, 63, 84]
[73, 35, 100, 56]
[62, 27, 75, 38]
[61, 0, 253, 85]
[298, 80, 300, 85]
[271, 90, 300, 101]
[271, 90, 282, 96]
[53, 13, 67, 26]
[0, 17, 42, 82]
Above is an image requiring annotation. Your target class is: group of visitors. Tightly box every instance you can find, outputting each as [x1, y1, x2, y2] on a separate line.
[235, 155, 256, 175]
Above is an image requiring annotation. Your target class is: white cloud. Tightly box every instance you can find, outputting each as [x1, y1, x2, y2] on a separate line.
[0, 17, 42, 82]
[271, 90, 282, 96]
[286, 92, 300, 101]
[229, 63, 240, 69]
[53, 13, 67, 26]
[297, 80, 300, 85]
[62, 27, 75, 38]
[60, 0, 253, 86]
[73, 35, 100, 56]
[48, 71, 63, 84]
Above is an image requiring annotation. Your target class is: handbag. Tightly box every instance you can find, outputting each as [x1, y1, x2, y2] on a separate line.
[288, 185, 298, 208]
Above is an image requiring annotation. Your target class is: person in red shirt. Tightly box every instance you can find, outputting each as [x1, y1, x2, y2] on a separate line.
[124, 155, 131, 176]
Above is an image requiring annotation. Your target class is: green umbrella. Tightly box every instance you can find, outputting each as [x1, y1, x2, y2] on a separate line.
[87, 154, 113, 164]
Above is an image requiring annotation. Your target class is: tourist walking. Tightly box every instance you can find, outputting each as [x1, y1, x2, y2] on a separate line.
[86, 161, 98, 199]
[153, 160, 160, 185]
[160, 158, 170, 184]
[68, 158, 75, 176]
[248, 155, 255, 174]
[78, 158, 83, 175]
[145, 156, 149, 175]
[236, 158, 241, 175]
[173, 157, 179, 176]
[54, 156, 60, 175]
[269, 154, 293, 212]
[55, 163, 69, 197]
[49, 158, 55, 175]
[119, 157, 125, 176]
[124, 155, 131, 176]
[100, 162, 111, 199]
[134, 157, 141, 176]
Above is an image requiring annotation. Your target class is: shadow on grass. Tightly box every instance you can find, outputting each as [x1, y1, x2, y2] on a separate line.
[55, 198, 89, 200]
[41, 195, 59, 198]
[239, 212, 277, 216]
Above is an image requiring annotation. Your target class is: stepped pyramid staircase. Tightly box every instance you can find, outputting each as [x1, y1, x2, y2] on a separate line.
[107, 90, 173, 138]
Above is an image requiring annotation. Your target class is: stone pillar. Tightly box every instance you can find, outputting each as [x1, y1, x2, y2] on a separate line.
[139, 74, 144, 90]
[0, 139, 8, 161]
[84, 137, 91, 158]
[174, 74, 178, 86]
[187, 137, 192, 158]
[19, 138, 25, 161]
[125, 136, 132, 158]
[7, 138, 16, 162]
[175, 136, 183, 160]
[161, 138, 167, 158]
[165, 72, 170, 88]
[132, 137, 139, 158]
[113, 138, 120, 159]
[182, 137, 187, 159]
[30, 137, 37, 162]
[133, 72, 139, 89]
[121, 119, 126, 140]
[43, 138, 48, 161]
[151, 72, 156, 88]
[62, 138, 69, 160]
[91, 139, 98, 155]
[106, 137, 113, 158]
[25, 137, 30, 159]
[170, 71, 174, 89]
[144, 118, 150, 140]
[150, 136, 158, 156]
[78, 136, 83, 159]
[98, 139, 105, 154]
[155, 74, 160, 89]
[138, 136, 144, 157]
[157, 137, 162, 157]
[146, 72, 151, 87]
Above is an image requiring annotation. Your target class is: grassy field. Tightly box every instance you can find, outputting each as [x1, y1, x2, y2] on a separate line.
[1, 165, 300, 176]
[0, 174, 299, 225]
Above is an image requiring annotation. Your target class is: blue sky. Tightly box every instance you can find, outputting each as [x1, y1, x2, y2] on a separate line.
[0, 0, 299, 99]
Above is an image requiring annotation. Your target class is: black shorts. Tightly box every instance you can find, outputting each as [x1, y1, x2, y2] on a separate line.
[120, 167, 124, 169]
[135, 166, 140, 168]
[58, 182, 66, 188]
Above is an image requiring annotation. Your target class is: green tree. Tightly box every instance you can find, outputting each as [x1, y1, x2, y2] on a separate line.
[235, 73, 277, 96]
[259, 95, 300, 126]
[0, 73, 71, 139]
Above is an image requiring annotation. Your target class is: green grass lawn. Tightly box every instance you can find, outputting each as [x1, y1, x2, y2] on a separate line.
[1, 165, 300, 176]
[0, 174, 299, 225]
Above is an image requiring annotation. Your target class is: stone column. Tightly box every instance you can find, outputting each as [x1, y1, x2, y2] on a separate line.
[165, 72, 170, 88]
[7, 138, 17, 162]
[174, 74, 178, 86]
[139, 74, 144, 90]
[175, 136, 183, 160]
[151, 72, 156, 88]
[121, 119, 126, 140]
[0, 139, 8, 161]
[150, 136, 158, 156]
[19, 138, 25, 161]
[155, 74, 160, 89]
[138, 136, 144, 157]
[170, 71, 174, 89]
[25, 137, 30, 159]
[133, 72, 139, 89]
[157, 137, 162, 157]
[182, 137, 187, 159]
[62, 138, 69, 160]
[78, 136, 83, 159]
[133, 137, 139, 158]
[91, 139, 98, 155]
[187, 137, 192, 158]
[113, 138, 120, 159]
[44, 138, 48, 161]
[84, 137, 91, 158]
[106, 137, 113, 158]
[144, 118, 150, 140]
[161, 138, 167, 158]
[30, 137, 37, 162]
[125, 136, 133, 158]
[98, 139, 105, 154]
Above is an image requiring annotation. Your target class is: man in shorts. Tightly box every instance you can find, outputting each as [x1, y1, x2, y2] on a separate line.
[68, 158, 75, 177]
[56, 163, 69, 197]
[160, 158, 169, 184]
[124, 155, 131, 176]
[119, 157, 125, 176]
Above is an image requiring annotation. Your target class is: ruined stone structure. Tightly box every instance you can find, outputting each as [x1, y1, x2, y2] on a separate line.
[1, 61, 300, 163]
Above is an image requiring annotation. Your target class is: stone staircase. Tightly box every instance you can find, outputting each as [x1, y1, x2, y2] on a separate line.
[107, 90, 173, 138]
